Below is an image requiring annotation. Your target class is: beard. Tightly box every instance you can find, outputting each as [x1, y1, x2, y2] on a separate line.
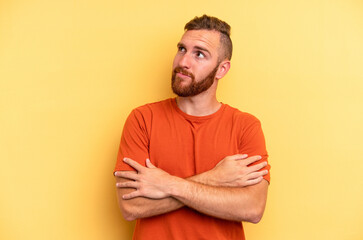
[171, 64, 219, 97]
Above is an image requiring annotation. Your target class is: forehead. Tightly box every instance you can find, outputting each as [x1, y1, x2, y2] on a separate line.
[179, 30, 221, 52]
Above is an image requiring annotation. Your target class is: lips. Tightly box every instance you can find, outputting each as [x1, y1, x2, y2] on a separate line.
[176, 72, 191, 78]
[174, 67, 193, 78]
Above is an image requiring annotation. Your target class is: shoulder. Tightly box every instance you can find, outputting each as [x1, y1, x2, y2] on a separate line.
[223, 104, 261, 127]
[134, 98, 172, 112]
[129, 98, 174, 120]
[123, 99, 173, 133]
[223, 105, 266, 144]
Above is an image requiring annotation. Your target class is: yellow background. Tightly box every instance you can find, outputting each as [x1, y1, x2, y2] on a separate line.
[1, 0, 362, 239]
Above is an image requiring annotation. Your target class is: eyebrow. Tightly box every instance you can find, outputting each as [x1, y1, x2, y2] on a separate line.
[177, 43, 211, 56]
[194, 46, 211, 56]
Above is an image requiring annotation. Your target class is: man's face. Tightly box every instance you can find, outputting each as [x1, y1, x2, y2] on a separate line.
[171, 30, 221, 97]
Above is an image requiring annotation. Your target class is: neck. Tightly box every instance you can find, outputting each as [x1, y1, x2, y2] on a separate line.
[175, 83, 221, 116]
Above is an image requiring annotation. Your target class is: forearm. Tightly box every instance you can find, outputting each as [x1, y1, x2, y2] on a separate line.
[115, 173, 216, 220]
[116, 177, 183, 220]
[168, 177, 268, 223]
[188, 171, 217, 185]
[116, 156, 268, 222]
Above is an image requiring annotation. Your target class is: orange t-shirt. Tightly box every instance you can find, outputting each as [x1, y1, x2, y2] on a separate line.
[114, 98, 270, 240]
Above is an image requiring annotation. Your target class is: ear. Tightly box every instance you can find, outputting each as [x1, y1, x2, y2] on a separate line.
[215, 60, 231, 80]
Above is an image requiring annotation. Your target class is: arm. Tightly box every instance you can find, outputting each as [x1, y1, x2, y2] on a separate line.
[117, 156, 269, 222]
[166, 176, 268, 223]
[115, 108, 270, 221]
[114, 108, 176, 221]
[115, 175, 183, 221]
[115, 154, 267, 221]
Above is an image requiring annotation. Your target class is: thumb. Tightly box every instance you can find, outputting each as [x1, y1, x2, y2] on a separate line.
[146, 158, 156, 168]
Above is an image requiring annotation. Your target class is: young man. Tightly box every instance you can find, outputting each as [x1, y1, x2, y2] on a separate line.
[114, 15, 271, 240]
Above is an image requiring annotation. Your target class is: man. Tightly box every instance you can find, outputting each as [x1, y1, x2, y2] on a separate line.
[114, 15, 271, 240]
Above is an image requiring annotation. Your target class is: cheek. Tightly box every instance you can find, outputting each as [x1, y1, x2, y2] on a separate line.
[172, 55, 180, 69]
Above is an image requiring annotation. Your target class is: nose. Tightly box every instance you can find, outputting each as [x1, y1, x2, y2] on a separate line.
[178, 53, 191, 69]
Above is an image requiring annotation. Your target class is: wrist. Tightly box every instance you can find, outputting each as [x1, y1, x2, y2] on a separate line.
[200, 169, 218, 186]
[167, 176, 186, 198]
[188, 170, 216, 186]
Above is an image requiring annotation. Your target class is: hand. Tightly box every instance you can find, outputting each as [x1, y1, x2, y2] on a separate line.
[114, 158, 174, 200]
[207, 154, 268, 187]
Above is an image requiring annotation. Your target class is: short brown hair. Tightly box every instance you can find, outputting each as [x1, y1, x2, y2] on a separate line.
[184, 15, 233, 61]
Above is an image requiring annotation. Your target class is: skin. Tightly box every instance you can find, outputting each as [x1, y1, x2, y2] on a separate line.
[115, 154, 268, 221]
[172, 30, 229, 116]
[114, 29, 269, 223]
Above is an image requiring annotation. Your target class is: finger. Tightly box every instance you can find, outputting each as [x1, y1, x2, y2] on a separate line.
[114, 170, 136, 177]
[116, 181, 138, 189]
[247, 170, 268, 180]
[248, 161, 268, 173]
[243, 155, 262, 165]
[123, 158, 145, 172]
[230, 154, 248, 160]
[145, 158, 156, 169]
[115, 171, 139, 181]
[122, 191, 141, 200]
[244, 176, 263, 186]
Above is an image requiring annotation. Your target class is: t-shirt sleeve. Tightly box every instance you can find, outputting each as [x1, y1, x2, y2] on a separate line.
[114, 108, 150, 173]
[239, 117, 271, 183]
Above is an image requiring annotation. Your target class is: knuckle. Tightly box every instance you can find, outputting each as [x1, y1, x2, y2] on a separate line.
[124, 173, 131, 178]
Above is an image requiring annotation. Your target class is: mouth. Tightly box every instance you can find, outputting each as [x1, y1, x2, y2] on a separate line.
[174, 69, 192, 79]
[176, 72, 191, 78]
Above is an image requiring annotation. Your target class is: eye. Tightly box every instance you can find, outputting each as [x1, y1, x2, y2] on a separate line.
[196, 51, 205, 59]
[178, 46, 186, 52]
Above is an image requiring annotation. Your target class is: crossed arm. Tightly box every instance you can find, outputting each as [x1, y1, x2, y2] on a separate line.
[115, 154, 269, 223]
